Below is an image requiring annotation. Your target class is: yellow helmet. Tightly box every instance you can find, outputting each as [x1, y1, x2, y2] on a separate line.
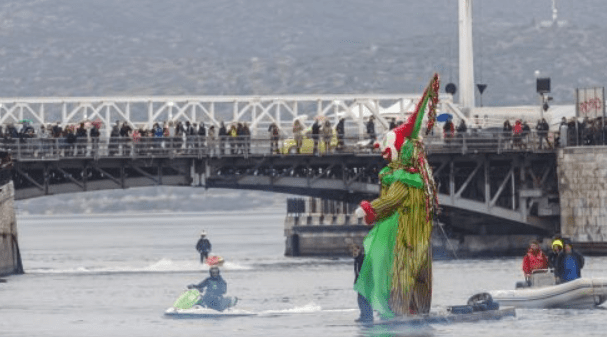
[552, 239, 563, 249]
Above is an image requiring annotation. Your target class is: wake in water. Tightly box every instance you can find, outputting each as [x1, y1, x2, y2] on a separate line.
[25, 258, 252, 275]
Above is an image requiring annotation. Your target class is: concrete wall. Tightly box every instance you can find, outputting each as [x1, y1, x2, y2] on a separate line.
[557, 147, 607, 243]
[0, 181, 23, 276]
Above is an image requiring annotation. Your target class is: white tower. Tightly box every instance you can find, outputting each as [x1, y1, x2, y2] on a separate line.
[459, 0, 475, 116]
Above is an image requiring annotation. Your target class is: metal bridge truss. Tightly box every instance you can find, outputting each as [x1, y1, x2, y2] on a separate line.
[0, 94, 463, 138]
[9, 142, 560, 235]
[429, 152, 560, 236]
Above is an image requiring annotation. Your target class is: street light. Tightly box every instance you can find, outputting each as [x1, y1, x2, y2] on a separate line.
[535, 71, 551, 120]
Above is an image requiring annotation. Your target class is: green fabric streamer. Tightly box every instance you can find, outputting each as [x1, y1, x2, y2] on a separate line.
[410, 93, 430, 140]
[381, 170, 423, 190]
[354, 211, 400, 319]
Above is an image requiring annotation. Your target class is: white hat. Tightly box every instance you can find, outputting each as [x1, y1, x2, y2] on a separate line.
[200, 230, 207, 236]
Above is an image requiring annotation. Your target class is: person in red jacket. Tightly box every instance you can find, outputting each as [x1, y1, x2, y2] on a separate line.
[522, 240, 549, 284]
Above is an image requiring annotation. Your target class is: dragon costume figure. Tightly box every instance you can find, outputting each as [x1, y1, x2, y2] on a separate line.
[354, 73, 440, 319]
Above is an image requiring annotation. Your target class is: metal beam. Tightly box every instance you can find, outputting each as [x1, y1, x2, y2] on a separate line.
[128, 163, 159, 185]
[454, 161, 482, 198]
[490, 167, 514, 207]
[54, 166, 84, 190]
[14, 166, 44, 191]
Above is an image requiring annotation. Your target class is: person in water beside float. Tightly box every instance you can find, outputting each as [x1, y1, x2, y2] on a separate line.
[351, 244, 373, 322]
[354, 74, 440, 320]
[522, 240, 549, 285]
[554, 240, 585, 283]
[187, 266, 235, 311]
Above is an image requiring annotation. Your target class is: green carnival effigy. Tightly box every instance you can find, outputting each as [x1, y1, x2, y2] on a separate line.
[354, 73, 440, 319]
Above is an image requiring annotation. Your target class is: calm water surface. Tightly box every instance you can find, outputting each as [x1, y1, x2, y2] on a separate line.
[2, 211, 607, 337]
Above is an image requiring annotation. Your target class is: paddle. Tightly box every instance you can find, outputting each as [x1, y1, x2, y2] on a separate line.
[173, 289, 201, 309]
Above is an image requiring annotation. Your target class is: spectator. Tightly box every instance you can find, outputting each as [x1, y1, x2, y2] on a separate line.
[554, 240, 584, 284]
[503, 120, 513, 149]
[293, 119, 304, 154]
[90, 123, 100, 156]
[456, 119, 467, 138]
[198, 122, 207, 150]
[389, 118, 397, 131]
[76, 122, 87, 156]
[218, 121, 227, 155]
[559, 117, 568, 147]
[548, 238, 563, 269]
[268, 122, 280, 154]
[321, 119, 332, 154]
[242, 122, 251, 155]
[581, 117, 592, 146]
[443, 117, 454, 143]
[521, 120, 530, 149]
[228, 123, 238, 155]
[311, 118, 321, 155]
[512, 120, 523, 150]
[207, 125, 216, 156]
[366, 116, 376, 142]
[522, 240, 549, 285]
[336, 118, 345, 151]
[536, 118, 550, 149]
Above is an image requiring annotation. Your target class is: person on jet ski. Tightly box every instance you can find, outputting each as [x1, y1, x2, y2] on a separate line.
[187, 266, 230, 311]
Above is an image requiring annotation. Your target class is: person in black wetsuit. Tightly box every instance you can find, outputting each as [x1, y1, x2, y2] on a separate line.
[187, 266, 233, 311]
[352, 244, 373, 322]
[196, 231, 212, 263]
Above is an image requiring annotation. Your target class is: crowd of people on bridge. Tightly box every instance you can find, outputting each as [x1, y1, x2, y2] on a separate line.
[438, 115, 607, 150]
[0, 119, 256, 157]
[2, 113, 607, 158]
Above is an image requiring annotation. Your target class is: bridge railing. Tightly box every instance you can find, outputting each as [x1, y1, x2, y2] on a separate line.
[0, 130, 559, 160]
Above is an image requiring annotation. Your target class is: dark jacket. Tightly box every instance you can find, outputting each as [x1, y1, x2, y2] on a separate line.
[354, 252, 364, 284]
[555, 249, 584, 282]
[548, 251, 561, 269]
[336, 119, 345, 136]
[196, 238, 212, 254]
[311, 121, 321, 138]
[366, 120, 375, 139]
[191, 276, 227, 299]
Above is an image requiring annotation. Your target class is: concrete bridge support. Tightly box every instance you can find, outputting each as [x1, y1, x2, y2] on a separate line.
[558, 147, 607, 253]
[0, 181, 23, 276]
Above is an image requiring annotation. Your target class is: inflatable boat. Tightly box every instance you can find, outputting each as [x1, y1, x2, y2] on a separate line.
[490, 270, 607, 309]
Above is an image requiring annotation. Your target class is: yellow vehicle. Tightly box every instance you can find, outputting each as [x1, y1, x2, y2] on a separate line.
[280, 130, 339, 154]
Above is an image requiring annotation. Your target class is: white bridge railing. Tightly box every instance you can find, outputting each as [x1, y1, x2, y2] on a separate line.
[0, 94, 458, 138]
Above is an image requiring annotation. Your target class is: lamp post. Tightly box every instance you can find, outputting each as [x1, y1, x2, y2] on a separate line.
[535, 71, 551, 121]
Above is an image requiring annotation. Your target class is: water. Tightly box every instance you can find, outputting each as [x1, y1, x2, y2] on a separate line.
[3, 211, 607, 336]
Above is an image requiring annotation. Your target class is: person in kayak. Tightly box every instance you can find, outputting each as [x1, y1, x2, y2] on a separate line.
[187, 266, 233, 311]
[555, 240, 585, 284]
[196, 231, 212, 263]
[522, 240, 549, 285]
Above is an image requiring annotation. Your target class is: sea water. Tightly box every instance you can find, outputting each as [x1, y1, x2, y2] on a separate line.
[2, 210, 607, 337]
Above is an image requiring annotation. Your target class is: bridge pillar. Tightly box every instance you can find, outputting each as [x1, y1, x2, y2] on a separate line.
[558, 147, 607, 253]
[0, 180, 23, 276]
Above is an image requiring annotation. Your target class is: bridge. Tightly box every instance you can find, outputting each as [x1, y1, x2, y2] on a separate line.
[3, 129, 560, 238]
